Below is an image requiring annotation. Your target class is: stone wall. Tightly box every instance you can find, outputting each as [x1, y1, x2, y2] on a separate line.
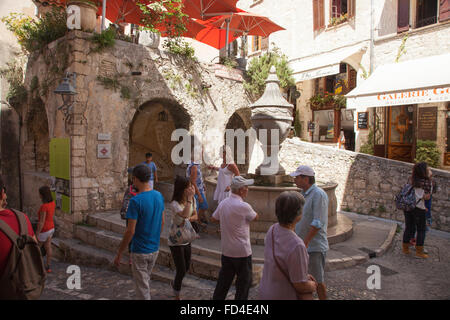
[279, 138, 450, 232]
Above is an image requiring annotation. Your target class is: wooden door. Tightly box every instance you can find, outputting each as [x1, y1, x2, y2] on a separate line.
[387, 105, 414, 162]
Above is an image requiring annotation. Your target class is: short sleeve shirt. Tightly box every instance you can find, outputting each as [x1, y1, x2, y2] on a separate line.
[168, 200, 196, 246]
[259, 224, 309, 300]
[212, 193, 257, 258]
[141, 161, 157, 181]
[38, 201, 55, 232]
[126, 190, 164, 254]
[295, 184, 329, 253]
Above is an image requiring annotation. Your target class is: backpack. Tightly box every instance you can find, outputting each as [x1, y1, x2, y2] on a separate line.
[120, 185, 138, 219]
[395, 183, 420, 212]
[0, 209, 46, 300]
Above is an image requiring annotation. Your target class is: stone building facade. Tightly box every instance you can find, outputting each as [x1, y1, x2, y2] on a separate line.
[13, 30, 252, 238]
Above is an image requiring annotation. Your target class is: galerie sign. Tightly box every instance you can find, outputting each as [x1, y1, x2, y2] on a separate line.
[348, 86, 450, 109]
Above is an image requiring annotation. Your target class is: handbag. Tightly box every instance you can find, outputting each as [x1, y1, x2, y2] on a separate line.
[271, 227, 312, 300]
[168, 202, 198, 245]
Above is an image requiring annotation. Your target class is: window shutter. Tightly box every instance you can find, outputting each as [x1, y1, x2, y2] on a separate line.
[313, 0, 319, 31]
[397, 0, 410, 33]
[319, 0, 325, 29]
[348, 0, 356, 18]
[440, 0, 450, 22]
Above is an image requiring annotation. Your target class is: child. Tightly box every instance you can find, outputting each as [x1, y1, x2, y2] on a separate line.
[120, 174, 138, 264]
[37, 186, 56, 273]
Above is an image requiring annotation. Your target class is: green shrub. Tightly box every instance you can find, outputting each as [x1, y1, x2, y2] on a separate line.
[2, 8, 67, 53]
[244, 46, 295, 98]
[90, 27, 116, 52]
[163, 38, 196, 61]
[0, 58, 28, 109]
[360, 128, 374, 155]
[415, 140, 440, 168]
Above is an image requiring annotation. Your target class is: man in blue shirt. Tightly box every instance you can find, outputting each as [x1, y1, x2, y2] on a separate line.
[290, 165, 329, 300]
[114, 164, 165, 300]
[141, 152, 158, 190]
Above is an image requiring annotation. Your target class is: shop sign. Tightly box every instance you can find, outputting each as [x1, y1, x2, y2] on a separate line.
[349, 86, 450, 109]
[417, 107, 437, 141]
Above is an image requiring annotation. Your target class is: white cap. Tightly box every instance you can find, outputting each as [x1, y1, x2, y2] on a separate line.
[230, 176, 254, 189]
[289, 165, 315, 177]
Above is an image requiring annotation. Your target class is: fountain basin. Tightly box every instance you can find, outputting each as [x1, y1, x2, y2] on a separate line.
[205, 177, 339, 232]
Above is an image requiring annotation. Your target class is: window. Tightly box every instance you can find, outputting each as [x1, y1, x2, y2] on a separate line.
[252, 36, 261, 52]
[416, 0, 438, 28]
[313, 0, 325, 31]
[329, 0, 355, 26]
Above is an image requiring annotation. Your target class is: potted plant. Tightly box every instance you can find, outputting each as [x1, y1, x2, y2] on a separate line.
[67, 0, 99, 32]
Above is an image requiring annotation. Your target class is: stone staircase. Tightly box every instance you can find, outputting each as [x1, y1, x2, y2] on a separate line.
[52, 210, 264, 286]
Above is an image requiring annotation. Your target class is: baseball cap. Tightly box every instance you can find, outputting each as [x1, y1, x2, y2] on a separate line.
[289, 165, 315, 177]
[230, 176, 254, 189]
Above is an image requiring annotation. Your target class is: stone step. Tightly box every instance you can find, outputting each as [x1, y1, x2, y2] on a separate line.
[51, 237, 219, 291]
[73, 224, 262, 285]
[85, 211, 265, 264]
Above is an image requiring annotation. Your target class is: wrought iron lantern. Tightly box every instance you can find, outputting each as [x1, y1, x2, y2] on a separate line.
[54, 72, 77, 119]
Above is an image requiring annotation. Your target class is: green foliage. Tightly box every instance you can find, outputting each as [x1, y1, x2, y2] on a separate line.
[329, 13, 349, 26]
[90, 27, 116, 52]
[137, 0, 188, 38]
[120, 86, 131, 99]
[308, 91, 346, 110]
[0, 58, 28, 109]
[220, 56, 238, 69]
[293, 115, 302, 137]
[396, 32, 408, 63]
[415, 140, 440, 168]
[163, 38, 196, 61]
[360, 128, 375, 155]
[1, 8, 67, 53]
[96, 76, 120, 91]
[244, 46, 295, 98]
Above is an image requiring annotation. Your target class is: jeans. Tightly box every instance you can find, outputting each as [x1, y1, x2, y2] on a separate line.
[131, 251, 159, 300]
[169, 244, 191, 292]
[213, 255, 252, 300]
[403, 208, 427, 247]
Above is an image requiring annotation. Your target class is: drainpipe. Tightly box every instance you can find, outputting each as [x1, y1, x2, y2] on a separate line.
[101, 0, 107, 31]
[370, 0, 375, 74]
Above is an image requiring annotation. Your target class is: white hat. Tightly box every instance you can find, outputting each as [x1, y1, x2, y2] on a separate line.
[230, 176, 254, 189]
[289, 165, 315, 177]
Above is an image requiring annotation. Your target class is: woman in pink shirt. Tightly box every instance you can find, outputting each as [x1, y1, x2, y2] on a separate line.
[259, 191, 318, 300]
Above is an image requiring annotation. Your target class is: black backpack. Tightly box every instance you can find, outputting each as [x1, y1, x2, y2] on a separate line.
[0, 209, 46, 300]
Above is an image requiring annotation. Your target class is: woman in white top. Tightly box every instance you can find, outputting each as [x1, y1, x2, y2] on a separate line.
[168, 176, 198, 299]
[208, 145, 240, 203]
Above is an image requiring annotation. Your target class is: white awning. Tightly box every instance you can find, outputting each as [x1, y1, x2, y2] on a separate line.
[346, 53, 450, 111]
[290, 44, 367, 82]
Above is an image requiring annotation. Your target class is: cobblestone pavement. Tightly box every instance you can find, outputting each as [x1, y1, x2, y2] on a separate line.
[40, 229, 450, 300]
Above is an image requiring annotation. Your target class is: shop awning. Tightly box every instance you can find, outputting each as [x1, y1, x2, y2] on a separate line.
[290, 44, 367, 82]
[346, 53, 450, 111]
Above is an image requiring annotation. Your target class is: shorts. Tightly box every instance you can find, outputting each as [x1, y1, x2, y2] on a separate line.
[195, 192, 208, 210]
[38, 228, 55, 242]
[308, 251, 326, 284]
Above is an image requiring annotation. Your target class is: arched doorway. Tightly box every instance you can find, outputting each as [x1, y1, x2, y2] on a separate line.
[128, 99, 191, 182]
[24, 99, 50, 173]
[224, 108, 252, 174]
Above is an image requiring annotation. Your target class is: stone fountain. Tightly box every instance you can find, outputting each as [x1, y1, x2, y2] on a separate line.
[205, 66, 353, 245]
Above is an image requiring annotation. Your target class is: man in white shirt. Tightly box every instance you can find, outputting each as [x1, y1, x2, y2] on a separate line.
[210, 176, 259, 300]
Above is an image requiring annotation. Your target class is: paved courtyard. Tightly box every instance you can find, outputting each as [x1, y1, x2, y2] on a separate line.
[40, 226, 450, 300]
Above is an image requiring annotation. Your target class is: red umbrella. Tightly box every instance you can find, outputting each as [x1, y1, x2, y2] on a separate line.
[194, 15, 242, 49]
[181, 0, 239, 20]
[211, 12, 285, 37]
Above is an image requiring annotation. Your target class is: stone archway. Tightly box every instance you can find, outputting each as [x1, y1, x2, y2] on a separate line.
[224, 108, 252, 174]
[24, 98, 50, 173]
[128, 99, 191, 181]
